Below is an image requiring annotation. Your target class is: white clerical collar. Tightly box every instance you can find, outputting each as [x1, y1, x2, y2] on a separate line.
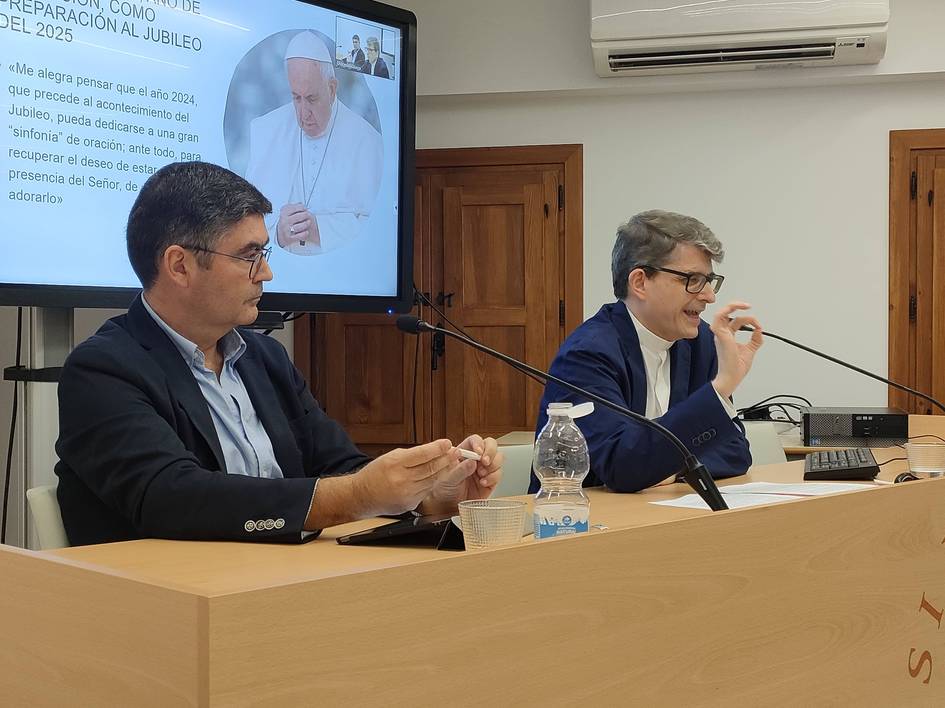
[625, 302, 673, 355]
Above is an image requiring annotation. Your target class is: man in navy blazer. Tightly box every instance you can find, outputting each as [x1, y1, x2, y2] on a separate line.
[530, 210, 763, 493]
[55, 161, 503, 546]
[360, 36, 391, 78]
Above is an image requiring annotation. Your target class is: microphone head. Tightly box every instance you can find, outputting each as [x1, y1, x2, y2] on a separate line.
[396, 315, 427, 334]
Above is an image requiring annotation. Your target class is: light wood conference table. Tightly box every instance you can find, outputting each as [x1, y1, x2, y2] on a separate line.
[3, 417, 945, 705]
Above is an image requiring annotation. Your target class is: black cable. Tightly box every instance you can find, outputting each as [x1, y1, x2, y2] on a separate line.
[263, 310, 306, 336]
[413, 289, 546, 387]
[412, 327, 419, 443]
[2, 307, 24, 545]
[769, 404, 799, 425]
[738, 393, 812, 413]
[738, 405, 800, 424]
[906, 434, 945, 444]
[738, 393, 809, 426]
[410, 292, 420, 443]
[741, 402, 805, 416]
[743, 404, 797, 425]
[878, 457, 908, 466]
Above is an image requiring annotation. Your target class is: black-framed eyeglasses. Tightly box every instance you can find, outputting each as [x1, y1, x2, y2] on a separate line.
[188, 245, 272, 279]
[637, 265, 724, 294]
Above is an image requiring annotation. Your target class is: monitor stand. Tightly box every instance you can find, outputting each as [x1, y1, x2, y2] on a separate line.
[2, 307, 73, 548]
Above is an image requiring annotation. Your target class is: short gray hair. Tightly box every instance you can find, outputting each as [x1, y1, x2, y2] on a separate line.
[611, 210, 724, 299]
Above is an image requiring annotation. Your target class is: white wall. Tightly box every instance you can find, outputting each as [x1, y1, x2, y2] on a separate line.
[405, 0, 945, 97]
[400, 0, 945, 410]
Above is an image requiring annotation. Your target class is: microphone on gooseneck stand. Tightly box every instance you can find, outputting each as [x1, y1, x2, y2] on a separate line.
[737, 325, 945, 414]
[396, 315, 730, 511]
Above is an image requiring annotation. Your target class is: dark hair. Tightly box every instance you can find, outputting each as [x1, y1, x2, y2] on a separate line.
[126, 161, 271, 289]
[352, 34, 360, 41]
[611, 209, 724, 299]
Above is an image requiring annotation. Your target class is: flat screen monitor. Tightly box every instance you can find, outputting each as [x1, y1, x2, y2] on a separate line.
[1, 0, 417, 312]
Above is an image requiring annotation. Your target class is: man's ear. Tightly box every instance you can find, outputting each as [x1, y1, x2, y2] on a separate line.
[627, 268, 649, 300]
[161, 245, 193, 287]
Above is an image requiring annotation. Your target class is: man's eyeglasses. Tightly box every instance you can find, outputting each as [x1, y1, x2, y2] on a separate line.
[187, 245, 272, 279]
[638, 265, 724, 294]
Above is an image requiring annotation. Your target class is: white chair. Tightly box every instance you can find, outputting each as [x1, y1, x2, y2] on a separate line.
[26, 484, 69, 550]
[493, 443, 535, 497]
[742, 421, 788, 466]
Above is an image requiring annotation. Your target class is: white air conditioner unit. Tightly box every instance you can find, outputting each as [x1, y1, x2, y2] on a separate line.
[591, 0, 889, 77]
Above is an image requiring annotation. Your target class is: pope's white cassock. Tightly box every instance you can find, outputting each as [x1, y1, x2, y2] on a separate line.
[246, 98, 383, 255]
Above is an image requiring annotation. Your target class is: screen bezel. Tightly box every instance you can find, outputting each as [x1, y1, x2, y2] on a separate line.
[0, 0, 417, 314]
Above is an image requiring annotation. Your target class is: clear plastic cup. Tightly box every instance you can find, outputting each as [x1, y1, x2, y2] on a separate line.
[904, 442, 945, 478]
[457, 499, 526, 550]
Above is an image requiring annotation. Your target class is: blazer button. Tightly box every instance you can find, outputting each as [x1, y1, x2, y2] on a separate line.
[274, 518, 285, 529]
[244, 520, 255, 532]
[264, 519, 275, 530]
[692, 430, 714, 446]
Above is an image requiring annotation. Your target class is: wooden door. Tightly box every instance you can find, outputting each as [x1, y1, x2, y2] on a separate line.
[889, 131, 945, 414]
[431, 170, 558, 442]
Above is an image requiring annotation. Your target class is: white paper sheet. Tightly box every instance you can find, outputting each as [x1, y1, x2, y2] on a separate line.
[650, 493, 804, 510]
[719, 481, 876, 496]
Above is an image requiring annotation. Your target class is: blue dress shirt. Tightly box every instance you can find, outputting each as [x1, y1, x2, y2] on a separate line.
[142, 296, 284, 480]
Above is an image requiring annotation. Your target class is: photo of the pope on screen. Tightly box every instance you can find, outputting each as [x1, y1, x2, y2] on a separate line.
[244, 31, 384, 256]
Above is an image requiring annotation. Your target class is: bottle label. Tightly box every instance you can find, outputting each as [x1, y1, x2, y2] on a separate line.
[534, 505, 590, 539]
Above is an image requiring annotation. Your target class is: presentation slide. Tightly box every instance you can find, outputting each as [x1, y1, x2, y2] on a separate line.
[1, 0, 404, 298]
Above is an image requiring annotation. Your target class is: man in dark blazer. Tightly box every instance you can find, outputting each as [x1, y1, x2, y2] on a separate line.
[360, 36, 390, 78]
[347, 34, 365, 68]
[55, 161, 503, 546]
[530, 210, 763, 494]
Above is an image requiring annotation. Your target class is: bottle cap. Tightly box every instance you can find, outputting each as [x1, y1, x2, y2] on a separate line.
[546, 401, 594, 418]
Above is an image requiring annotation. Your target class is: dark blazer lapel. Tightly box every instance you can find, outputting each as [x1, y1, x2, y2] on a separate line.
[125, 295, 228, 474]
[669, 338, 692, 408]
[608, 302, 648, 414]
[236, 346, 304, 479]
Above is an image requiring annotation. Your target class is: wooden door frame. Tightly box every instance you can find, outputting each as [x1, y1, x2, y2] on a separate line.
[294, 144, 584, 387]
[889, 129, 945, 410]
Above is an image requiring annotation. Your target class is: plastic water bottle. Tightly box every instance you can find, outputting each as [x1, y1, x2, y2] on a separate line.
[533, 402, 592, 540]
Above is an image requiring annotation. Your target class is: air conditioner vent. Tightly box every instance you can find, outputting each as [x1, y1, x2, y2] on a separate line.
[608, 43, 836, 72]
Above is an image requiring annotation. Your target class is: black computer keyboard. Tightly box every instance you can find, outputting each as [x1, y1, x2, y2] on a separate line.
[803, 448, 879, 481]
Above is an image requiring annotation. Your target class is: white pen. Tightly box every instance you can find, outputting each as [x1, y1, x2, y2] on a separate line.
[457, 448, 482, 461]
